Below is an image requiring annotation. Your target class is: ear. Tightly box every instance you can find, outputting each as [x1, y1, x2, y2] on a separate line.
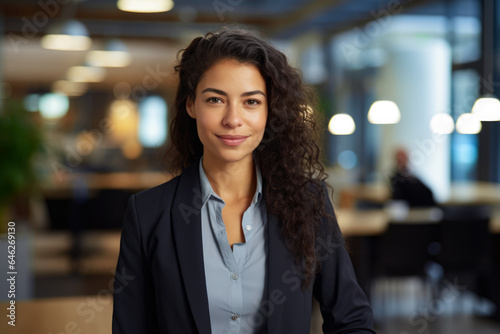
[186, 98, 196, 119]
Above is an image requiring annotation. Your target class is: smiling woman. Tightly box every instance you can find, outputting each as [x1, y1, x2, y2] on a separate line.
[112, 28, 375, 334]
[186, 60, 268, 169]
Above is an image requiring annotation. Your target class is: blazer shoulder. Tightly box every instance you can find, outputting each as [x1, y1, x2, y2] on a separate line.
[133, 174, 181, 215]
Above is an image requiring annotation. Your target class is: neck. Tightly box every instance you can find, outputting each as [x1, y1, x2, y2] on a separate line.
[202, 155, 257, 204]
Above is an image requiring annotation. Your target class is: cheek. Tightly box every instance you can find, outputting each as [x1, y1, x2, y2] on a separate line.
[195, 113, 217, 134]
[256, 111, 268, 134]
[194, 118, 213, 147]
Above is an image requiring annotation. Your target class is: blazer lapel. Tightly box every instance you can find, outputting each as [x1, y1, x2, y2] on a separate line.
[266, 212, 293, 333]
[171, 161, 212, 334]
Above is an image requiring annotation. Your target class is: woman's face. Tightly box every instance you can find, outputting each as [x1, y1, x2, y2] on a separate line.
[186, 59, 268, 167]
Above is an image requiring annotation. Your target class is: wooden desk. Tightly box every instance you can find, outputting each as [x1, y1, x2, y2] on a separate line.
[447, 182, 500, 205]
[40, 172, 172, 198]
[336, 207, 500, 236]
[341, 182, 500, 206]
[0, 296, 113, 334]
[336, 209, 388, 236]
[336, 182, 500, 236]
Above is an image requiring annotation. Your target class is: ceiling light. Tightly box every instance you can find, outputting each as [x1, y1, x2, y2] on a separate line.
[86, 39, 131, 67]
[52, 80, 88, 97]
[328, 114, 356, 135]
[117, 0, 174, 13]
[471, 96, 500, 121]
[367, 100, 401, 124]
[430, 113, 454, 134]
[67, 65, 106, 82]
[41, 19, 92, 51]
[456, 113, 482, 134]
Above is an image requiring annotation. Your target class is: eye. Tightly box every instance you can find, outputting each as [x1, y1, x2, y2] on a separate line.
[245, 99, 261, 106]
[206, 97, 223, 104]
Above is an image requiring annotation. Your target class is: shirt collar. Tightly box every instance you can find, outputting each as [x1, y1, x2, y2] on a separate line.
[198, 157, 263, 206]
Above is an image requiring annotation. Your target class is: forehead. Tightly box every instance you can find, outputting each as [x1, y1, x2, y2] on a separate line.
[196, 59, 266, 92]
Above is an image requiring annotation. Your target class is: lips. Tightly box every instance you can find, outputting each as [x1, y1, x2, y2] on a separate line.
[216, 134, 249, 146]
[217, 135, 248, 139]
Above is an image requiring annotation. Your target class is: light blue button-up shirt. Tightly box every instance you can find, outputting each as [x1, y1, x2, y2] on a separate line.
[199, 158, 268, 334]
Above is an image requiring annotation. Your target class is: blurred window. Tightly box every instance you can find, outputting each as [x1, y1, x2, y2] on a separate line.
[301, 43, 327, 85]
[451, 17, 481, 63]
[451, 69, 479, 181]
[452, 134, 478, 180]
[138, 95, 167, 147]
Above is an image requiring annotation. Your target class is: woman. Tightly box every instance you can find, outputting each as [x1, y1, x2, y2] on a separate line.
[112, 28, 375, 334]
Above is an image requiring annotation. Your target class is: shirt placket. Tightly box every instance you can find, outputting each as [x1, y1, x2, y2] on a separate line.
[212, 200, 243, 332]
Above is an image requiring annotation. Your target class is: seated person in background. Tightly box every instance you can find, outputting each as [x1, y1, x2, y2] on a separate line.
[390, 148, 436, 207]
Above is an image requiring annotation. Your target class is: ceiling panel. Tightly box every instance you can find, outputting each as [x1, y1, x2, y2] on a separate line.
[0, 0, 481, 91]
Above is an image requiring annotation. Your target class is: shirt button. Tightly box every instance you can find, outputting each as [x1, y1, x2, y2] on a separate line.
[231, 314, 239, 321]
[231, 273, 238, 280]
[245, 225, 252, 231]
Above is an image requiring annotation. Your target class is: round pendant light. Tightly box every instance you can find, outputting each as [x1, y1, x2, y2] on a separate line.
[41, 19, 91, 51]
[367, 100, 401, 124]
[471, 96, 500, 121]
[117, 0, 174, 13]
[67, 65, 106, 82]
[430, 113, 454, 134]
[328, 114, 356, 135]
[86, 39, 131, 67]
[456, 113, 482, 134]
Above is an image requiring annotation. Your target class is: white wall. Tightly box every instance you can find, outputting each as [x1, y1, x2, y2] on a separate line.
[374, 35, 452, 202]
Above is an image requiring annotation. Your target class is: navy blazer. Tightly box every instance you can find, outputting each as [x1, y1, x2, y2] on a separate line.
[112, 161, 375, 333]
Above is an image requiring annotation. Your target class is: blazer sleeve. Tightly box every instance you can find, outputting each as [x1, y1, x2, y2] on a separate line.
[112, 195, 159, 334]
[312, 187, 376, 334]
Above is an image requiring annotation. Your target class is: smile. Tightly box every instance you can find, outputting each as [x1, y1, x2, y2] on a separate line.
[216, 135, 249, 146]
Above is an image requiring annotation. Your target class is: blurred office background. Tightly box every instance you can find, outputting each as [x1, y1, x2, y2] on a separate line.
[1, 0, 500, 333]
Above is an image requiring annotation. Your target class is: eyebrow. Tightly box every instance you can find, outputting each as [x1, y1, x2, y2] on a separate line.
[201, 88, 266, 97]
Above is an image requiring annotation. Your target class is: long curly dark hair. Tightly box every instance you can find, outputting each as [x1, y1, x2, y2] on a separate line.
[164, 28, 331, 289]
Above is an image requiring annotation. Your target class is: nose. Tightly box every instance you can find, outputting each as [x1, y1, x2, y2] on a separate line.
[222, 103, 242, 128]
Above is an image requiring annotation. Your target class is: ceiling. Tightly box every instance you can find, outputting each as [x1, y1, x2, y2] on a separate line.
[0, 0, 479, 93]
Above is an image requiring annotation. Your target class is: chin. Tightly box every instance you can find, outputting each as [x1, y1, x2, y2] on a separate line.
[214, 150, 254, 164]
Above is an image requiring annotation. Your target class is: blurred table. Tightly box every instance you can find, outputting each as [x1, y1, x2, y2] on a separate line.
[40, 171, 171, 198]
[336, 207, 500, 236]
[341, 182, 500, 206]
[336, 182, 500, 236]
[40, 172, 173, 230]
[447, 182, 500, 205]
[0, 296, 113, 334]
